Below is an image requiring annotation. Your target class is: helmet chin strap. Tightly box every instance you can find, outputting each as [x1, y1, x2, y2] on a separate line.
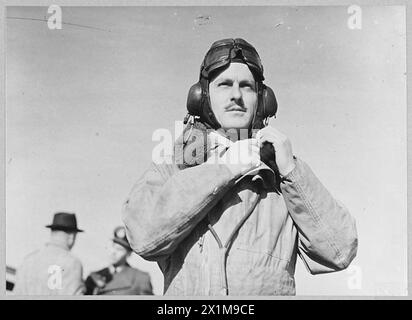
[249, 104, 258, 137]
[250, 82, 267, 135]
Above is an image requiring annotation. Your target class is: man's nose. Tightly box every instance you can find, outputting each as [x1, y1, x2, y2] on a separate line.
[230, 82, 242, 101]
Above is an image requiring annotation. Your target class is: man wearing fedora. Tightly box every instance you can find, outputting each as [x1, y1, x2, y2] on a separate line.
[85, 226, 153, 295]
[13, 212, 85, 295]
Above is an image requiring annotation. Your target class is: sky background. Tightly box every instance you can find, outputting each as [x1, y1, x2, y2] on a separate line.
[6, 6, 407, 296]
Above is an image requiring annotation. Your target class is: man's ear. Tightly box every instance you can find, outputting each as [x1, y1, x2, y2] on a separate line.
[68, 232, 77, 245]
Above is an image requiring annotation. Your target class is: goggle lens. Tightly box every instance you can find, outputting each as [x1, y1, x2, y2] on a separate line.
[201, 39, 264, 80]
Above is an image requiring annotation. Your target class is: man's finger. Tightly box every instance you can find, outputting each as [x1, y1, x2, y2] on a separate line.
[215, 145, 228, 157]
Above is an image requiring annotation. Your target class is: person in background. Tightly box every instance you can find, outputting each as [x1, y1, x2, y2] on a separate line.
[14, 212, 85, 295]
[85, 226, 153, 295]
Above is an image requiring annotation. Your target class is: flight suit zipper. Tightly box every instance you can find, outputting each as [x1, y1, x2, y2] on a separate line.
[207, 192, 261, 295]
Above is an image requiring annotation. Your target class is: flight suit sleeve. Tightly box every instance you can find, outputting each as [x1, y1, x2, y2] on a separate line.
[280, 158, 358, 274]
[122, 160, 236, 261]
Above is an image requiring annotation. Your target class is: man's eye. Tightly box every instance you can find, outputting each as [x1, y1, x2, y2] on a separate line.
[218, 82, 231, 87]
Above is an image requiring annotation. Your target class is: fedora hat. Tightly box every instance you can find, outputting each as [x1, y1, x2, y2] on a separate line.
[112, 226, 131, 251]
[46, 212, 84, 233]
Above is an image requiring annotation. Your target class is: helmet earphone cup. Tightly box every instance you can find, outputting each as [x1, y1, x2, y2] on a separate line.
[259, 83, 277, 119]
[186, 82, 204, 117]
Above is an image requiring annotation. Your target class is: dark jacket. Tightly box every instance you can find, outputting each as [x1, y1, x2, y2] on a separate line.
[85, 263, 153, 295]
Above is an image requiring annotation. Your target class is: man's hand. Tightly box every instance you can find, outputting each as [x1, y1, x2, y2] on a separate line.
[256, 126, 296, 177]
[207, 138, 261, 177]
